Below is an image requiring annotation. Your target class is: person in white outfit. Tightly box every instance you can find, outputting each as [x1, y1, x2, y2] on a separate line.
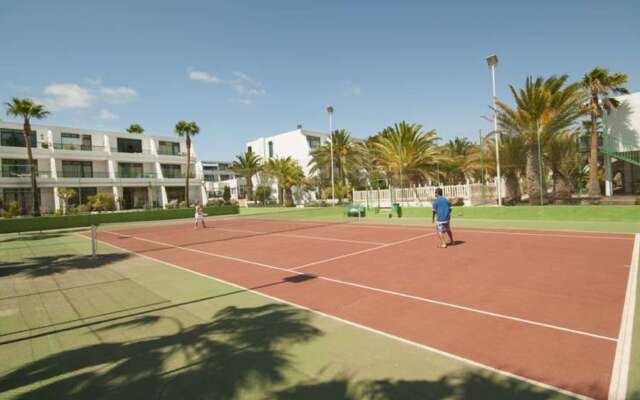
[194, 202, 207, 229]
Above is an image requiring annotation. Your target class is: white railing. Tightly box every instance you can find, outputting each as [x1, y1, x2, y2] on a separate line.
[353, 183, 498, 207]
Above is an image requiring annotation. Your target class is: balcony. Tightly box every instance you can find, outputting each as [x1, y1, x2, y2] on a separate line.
[158, 149, 187, 157]
[117, 171, 158, 179]
[60, 171, 111, 179]
[162, 171, 196, 179]
[45, 142, 106, 152]
[1, 169, 54, 179]
[111, 147, 153, 155]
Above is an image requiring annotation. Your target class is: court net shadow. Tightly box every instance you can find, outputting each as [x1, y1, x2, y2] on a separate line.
[0, 253, 130, 278]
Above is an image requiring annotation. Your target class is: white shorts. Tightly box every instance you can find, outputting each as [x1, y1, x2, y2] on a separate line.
[195, 215, 204, 221]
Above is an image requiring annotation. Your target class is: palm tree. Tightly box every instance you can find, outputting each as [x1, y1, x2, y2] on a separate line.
[581, 68, 629, 196]
[439, 137, 475, 184]
[174, 121, 200, 206]
[545, 131, 579, 200]
[230, 149, 262, 202]
[126, 124, 144, 134]
[265, 157, 305, 206]
[57, 188, 76, 215]
[496, 76, 585, 205]
[372, 121, 442, 186]
[479, 134, 527, 202]
[308, 129, 363, 187]
[5, 98, 50, 216]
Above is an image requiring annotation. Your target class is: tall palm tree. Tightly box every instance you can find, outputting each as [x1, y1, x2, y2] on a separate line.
[478, 134, 527, 202]
[265, 157, 305, 206]
[5, 98, 50, 216]
[581, 67, 629, 196]
[545, 130, 579, 200]
[308, 129, 362, 187]
[174, 121, 200, 206]
[372, 121, 442, 186]
[439, 137, 475, 184]
[230, 149, 262, 201]
[126, 124, 144, 134]
[496, 76, 585, 204]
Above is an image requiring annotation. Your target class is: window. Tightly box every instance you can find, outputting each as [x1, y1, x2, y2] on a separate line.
[247, 146, 252, 153]
[1, 128, 36, 148]
[117, 138, 142, 153]
[161, 164, 181, 178]
[60, 133, 92, 151]
[118, 162, 144, 178]
[2, 188, 33, 214]
[158, 141, 181, 155]
[220, 174, 231, 181]
[66, 187, 97, 207]
[203, 165, 218, 171]
[268, 141, 274, 158]
[306, 136, 321, 149]
[1, 159, 34, 177]
[218, 163, 228, 170]
[61, 160, 93, 178]
[204, 175, 216, 182]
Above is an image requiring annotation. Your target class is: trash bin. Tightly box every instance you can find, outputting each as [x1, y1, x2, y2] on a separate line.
[392, 203, 402, 218]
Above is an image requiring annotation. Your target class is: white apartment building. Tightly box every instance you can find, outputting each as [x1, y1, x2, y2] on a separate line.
[0, 122, 206, 214]
[245, 126, 328, 203]
[201, 160, 245, 200]
[246, 126, 329, 176]
[603, 92, 640, 195]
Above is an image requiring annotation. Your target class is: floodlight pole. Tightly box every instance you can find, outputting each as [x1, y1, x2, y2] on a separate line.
[487, 54, 502, 206]
[326, 106, 336, 207]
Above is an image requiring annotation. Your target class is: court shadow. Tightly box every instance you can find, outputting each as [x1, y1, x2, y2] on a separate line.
[0, 303, 323, 400]
[449, 240, 465, 246]
[0, 253, 131, 278]
[0, 233, 66, 243]
[271, 370, 565, 399]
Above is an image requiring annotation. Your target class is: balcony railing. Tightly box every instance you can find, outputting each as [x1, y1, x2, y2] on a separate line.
[60, 172, 111, 179]
[117, 171, 158, 179]
[158, 149, 187, 156]
[161, 170, 196, 179]
[43, 142, 106, 152]
[1, 169, 54, 178]
[111, 147, 153, 155]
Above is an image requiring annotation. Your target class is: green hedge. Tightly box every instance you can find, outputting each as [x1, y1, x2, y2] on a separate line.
[0, 206, 239, 234]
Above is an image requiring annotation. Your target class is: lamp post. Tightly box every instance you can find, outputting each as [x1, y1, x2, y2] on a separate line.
[486, 54, 502, 206]
[326, 106, 335, 206]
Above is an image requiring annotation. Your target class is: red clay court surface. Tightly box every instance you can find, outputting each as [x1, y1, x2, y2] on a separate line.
[93, 218, 637, 399]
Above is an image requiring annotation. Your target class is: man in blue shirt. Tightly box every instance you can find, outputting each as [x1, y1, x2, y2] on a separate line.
[432, 188, 454, 248]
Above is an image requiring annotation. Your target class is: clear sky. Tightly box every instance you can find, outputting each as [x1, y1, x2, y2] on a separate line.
[1, 0, 638, 160]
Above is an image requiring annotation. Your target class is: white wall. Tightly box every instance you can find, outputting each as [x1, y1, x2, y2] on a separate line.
[607, 92, 640, 149]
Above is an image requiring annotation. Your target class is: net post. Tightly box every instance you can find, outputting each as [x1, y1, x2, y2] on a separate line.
[91, 225, 97, 258]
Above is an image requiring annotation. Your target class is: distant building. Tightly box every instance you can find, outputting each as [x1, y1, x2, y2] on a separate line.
[246, 126, 329, 176]
[0, 121, 206, 214]
[603, 92, 640, 195]
[201, 160, 244, 200]
[245, 126, 329, 203]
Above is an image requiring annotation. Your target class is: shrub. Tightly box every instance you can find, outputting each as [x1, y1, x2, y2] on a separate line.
[223, 186, 231, 205]
[87, 193, 116, 212]
[76, 204, 91, 213]
[255, 185, 272, 206]
[179, 200, 187, 209]
[6, 201, 21, 218]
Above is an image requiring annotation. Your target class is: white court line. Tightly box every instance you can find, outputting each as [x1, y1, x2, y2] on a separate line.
[608, 233, 639, 400]
[211, 226, 386, 246]
[291, 233, 435, 271]
[455, 228, 634, 241]
[100, 230, 617, 342]
[87, 233, 595, 400]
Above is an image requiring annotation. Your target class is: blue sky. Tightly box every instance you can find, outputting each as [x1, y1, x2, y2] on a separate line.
[1, 0, 638, 160]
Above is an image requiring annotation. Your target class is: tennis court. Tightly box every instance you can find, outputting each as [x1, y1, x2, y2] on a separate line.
[90, 209, 639, 400]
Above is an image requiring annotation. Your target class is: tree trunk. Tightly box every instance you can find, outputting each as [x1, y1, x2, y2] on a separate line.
[185, 135, 191, 206]
[588, 94, 601, 196]
[24, 119, 40, 216]
[556, 173, 573, 201]
[245, 176, 253, 201]
[284, 187, 294, 207]
[526, 142, 542, 205]
[504, 173, 521, 202]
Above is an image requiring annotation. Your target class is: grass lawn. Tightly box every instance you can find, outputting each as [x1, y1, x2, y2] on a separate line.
[1, 208, 638, 399]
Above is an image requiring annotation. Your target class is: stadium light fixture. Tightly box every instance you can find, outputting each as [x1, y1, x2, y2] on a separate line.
[486, 54, 502, 206]
[326, 106, 335, 207]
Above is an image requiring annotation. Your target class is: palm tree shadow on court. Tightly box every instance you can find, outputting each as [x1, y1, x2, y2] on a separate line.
[0, 300, 583, 400]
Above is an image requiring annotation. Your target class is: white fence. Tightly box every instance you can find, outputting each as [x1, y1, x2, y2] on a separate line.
[353, 183, 498, 207]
